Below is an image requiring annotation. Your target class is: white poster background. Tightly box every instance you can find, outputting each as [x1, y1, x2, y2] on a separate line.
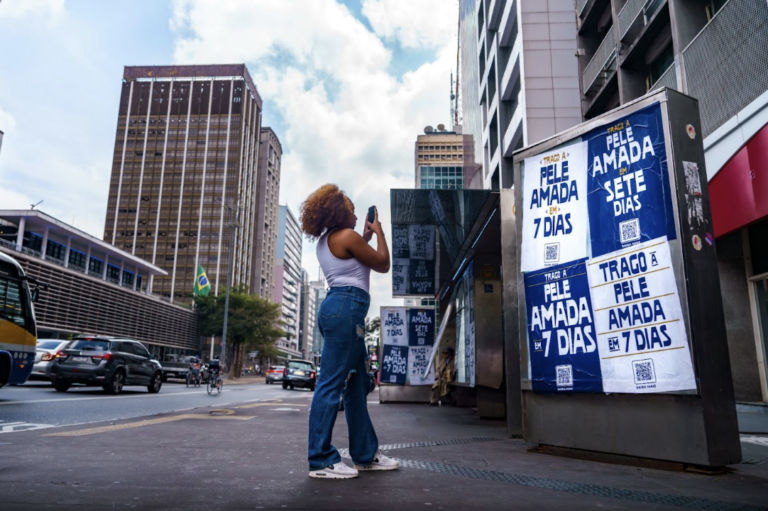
[408, 225, 435, 260]
[408, 346, 435, 385]
[392, 259, 409, 296]
[587, 237, 696, 393]
[521, 141, 589, 272]
[381, 307, 408, 346]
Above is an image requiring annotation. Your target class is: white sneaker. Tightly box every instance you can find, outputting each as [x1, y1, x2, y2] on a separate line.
[354, 450, 400, 471]
[308, 462, 359, 479]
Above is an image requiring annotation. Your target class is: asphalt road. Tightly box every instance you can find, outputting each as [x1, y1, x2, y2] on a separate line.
[0, 380, 312, 434]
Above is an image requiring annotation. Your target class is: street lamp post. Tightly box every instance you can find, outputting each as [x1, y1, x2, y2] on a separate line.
[220, 203, 241, 375]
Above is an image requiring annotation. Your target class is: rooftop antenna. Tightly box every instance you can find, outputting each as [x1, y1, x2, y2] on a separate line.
[30, 200, 43, 210]
[450, 72, 456, 128]
[455, 0, 462, 127]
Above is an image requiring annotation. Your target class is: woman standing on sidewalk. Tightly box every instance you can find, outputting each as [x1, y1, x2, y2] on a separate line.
[300, 184, 399, 480]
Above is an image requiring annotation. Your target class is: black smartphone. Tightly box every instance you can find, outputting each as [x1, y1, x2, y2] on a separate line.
[367, 206, 376, 224]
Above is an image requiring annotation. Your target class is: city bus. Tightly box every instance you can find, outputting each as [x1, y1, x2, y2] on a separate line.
[0, 251, 43, 388]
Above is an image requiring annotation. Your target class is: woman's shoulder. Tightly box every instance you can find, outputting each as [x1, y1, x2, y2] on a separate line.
[327, 228, 357, 242]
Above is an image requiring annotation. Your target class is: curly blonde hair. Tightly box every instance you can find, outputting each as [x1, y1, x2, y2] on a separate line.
[300, 184, 354, 240]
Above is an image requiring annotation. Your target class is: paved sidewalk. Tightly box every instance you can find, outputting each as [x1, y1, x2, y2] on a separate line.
[1, 390, 767, 510]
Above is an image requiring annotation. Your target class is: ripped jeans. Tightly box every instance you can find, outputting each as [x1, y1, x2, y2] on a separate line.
[307, 286, 378, 470]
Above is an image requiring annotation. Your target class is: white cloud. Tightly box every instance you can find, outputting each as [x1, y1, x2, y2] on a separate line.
[0, 102, 16, 132]
[0, 0, 65, 20]
[171, 0, 456, 315]
[361, 0, 457, 50]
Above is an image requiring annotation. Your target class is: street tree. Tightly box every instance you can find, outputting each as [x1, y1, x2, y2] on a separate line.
[194, 286, 284, 379]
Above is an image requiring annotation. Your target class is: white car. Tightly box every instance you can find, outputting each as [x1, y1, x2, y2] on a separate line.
[30, 339, 71, 381]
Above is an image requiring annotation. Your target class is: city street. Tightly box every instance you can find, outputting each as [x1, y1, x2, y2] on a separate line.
[0, 381, 302, 433]
[1, 381, 768, 510]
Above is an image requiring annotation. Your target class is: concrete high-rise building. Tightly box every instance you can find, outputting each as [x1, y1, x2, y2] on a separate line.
[273, 205, 303, 358]
[309, 277, 327, 364]
[0, 129, 4, 158]
[251, 127, 281, 299]
[415, 127, 466, 189]
[103, 65, 263, 303]
[459, 0, 582, 189]
[575, 0, 768, 402]
[298, 268, 317, 359]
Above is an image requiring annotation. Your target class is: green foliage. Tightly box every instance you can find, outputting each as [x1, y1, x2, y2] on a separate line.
[194, 285, 285, 358]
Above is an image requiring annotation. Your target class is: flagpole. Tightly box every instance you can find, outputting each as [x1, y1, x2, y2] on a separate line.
[221, 203, 240, 375]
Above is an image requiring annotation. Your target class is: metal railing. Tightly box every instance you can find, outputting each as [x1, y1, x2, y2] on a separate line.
[47, 256, 66, 268]
[0, 238, 17, 250]
[69, 263, 87, 274]
[88, 270, 103, 279]
[650, 64, 677, 92]
[21, 246, 42, 258]
[617, 0, 645, 40]
[582, 26, 617, 94]
[683, 0, 768, 137]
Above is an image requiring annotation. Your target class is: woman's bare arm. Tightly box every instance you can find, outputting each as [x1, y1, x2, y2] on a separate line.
[327, 209, 390, 273]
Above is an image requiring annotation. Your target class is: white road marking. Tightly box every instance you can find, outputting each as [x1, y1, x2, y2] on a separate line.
[741, 435, 768, 447]
[0, 390, 203, 406]
[0, 384, 278, 406]
[0, 421, 55, 433]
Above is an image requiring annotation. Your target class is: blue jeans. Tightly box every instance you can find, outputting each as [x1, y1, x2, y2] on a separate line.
[307, 286, 379, 470]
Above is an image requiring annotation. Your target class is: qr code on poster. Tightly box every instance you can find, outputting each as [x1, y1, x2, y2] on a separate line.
[632, 359, 656, 384]
[556, 364, 573, 387]
[544, 243, 560, 264]
[619, 218, 641, 244]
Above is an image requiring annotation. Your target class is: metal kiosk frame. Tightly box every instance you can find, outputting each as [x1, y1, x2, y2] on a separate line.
[505, 89, 741, 468]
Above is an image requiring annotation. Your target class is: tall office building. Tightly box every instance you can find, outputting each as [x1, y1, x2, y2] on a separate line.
[407, 126, 466, 309]
[459, 0, 582, 189]
[103, 65, 263, 303]
[309, 277, 327, 364]
[575, 0, 768, 402]
[415, 126, 466, 190]
[273, 205, 303, 358]
[251, 127, 281, 299]
[0, 129, 4, 158]
[298, 268, 317, 359]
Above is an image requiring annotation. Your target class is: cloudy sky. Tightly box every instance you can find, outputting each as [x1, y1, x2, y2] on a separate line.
[0, 0, 457, 315]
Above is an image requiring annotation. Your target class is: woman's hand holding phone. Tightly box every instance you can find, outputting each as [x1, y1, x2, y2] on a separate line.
[363, 206, 382, 242]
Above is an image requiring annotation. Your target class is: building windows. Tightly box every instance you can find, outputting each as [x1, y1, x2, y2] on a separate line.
[69, 249, 86, 269]
[106, 264, 121, 282]
[46, 240, 66, 262]
[648, 43, 675, 87]
[89, 258, 103, 275]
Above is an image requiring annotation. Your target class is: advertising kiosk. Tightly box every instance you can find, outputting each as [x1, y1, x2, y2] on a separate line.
[508, 89, 741, 467]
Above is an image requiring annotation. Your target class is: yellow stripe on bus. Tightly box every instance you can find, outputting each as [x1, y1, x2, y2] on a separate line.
[0, 319, 36, 349]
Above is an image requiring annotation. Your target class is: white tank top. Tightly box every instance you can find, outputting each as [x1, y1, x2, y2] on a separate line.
[317, 230, 371, 293]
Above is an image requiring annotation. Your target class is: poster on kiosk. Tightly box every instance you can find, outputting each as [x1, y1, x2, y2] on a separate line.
[381, 307, 435, 386]
[520, 103, 696, 395]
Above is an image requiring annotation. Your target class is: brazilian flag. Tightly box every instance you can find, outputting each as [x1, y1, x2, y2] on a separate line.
[194, 264, 211, 296]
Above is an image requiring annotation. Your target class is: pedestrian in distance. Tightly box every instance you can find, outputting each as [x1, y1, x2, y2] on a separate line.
[430, 347, 456, 406]
[300, 184, 399, 480]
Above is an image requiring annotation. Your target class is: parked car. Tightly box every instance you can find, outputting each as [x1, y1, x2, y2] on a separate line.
[160, 354, 196, 382]
[50, 336, 163, 394]
[29, 339, 70, 381]
[265, 365, 285, 384]
[282, 360, 317, 391]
